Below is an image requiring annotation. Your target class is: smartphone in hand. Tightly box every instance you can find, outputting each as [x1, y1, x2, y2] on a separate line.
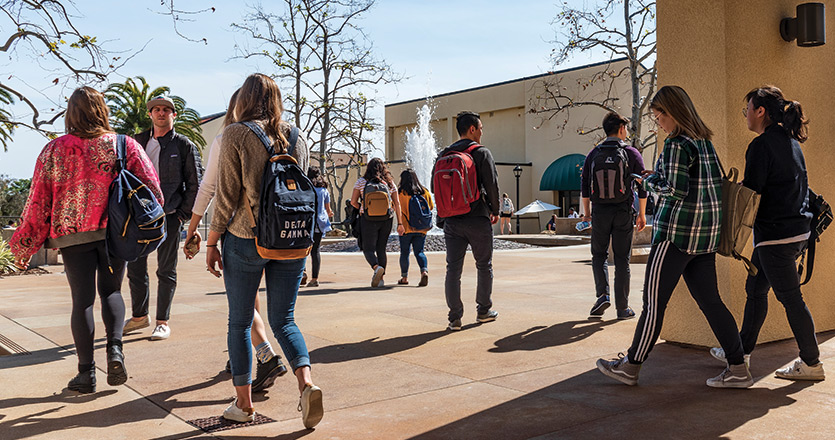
[184, 234, 200, 258]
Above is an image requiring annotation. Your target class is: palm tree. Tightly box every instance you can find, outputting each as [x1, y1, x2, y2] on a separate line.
[105, 76, 206, 151]
[0, 89, 15, 152]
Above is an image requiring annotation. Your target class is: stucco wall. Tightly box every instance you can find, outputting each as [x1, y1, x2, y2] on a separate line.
[658, 0, 835, 347]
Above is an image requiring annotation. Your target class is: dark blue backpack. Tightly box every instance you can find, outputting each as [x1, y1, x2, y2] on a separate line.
[241, 121, 317, 260]
[407, 192, 433, 230]
[106, 135, 166, 262]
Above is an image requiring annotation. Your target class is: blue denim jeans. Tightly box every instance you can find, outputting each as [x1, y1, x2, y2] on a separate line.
[222, 232, 310, 386]
[399, 233, 428, 277]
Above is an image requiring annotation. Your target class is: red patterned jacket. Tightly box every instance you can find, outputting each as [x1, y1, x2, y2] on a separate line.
[10, 133, 163, 260]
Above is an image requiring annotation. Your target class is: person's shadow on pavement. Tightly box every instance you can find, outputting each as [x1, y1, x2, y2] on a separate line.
[489, 319, 620, 353]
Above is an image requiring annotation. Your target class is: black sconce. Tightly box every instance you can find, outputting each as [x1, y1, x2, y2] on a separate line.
[781, 2, 826, 47]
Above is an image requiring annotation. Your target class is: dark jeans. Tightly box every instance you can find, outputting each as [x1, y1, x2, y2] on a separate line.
[222, 233, 310, 386]
[399, 233, 428, 277]
[127, 213, 182, 321]
[360, 217, 392, 269]
[740, 241, 820, 365]
[310, 231, 323, 278]
[443, 216, 493, 321]
[627, 241, 745, 365]
[62, 240, 126, 366]
[591, 203, 634, 310]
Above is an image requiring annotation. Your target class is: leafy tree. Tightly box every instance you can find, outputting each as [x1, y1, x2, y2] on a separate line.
[232, 0, 400, 210]
[0, 174, 31, 218]
[530, 0, 656, 151]
[105, 76, 206, 150]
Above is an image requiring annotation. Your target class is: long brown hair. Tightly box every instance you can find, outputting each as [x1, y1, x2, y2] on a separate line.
[363, 158, 392, 184]
[222, 89, 240, 128]
[235, 73, 289, 151]
[650, 85, 713, 141]
[745, 85, 809, 142]
[65, 86, 113, 139]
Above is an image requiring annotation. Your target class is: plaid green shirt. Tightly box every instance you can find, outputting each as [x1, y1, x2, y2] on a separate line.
[644, 135, 723, 255]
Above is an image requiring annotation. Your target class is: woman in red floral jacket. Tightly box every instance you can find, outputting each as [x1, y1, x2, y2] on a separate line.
[10, 87, 162, 393]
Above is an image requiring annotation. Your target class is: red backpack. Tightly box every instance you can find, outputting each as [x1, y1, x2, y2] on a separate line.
[432, 143, 481, 218]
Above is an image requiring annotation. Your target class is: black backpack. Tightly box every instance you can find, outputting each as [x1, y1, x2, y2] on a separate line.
[241, 121, 317, 260]
[589, 140, 632, 204]
[106, 134, 166, 262]
[799, 188, 832, 285]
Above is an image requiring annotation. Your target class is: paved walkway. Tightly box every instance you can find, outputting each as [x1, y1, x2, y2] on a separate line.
[1, 245, 834, 439]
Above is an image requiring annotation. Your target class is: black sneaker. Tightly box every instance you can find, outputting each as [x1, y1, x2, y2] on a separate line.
[252, 356, 288, 392]
[448, 319, 462, 331]
[225, 359, 231, 373]
[477, 310, 498, 323]
[589, 295, 611, 317]
[617, 307, 636, 320]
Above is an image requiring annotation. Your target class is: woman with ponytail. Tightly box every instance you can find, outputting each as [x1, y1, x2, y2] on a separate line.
[710, 86, 824, 381]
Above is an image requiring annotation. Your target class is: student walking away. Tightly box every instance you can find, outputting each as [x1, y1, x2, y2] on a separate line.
[182, 89, 289, 392]
[304, 166, 334, 288]
[500, 193, 514, 234]
[350, 158, 403, 288]
[596, 86, 752, 388]
[432, 111, 501, 331]
[205, 73, 322, 428]
[10, 87, 163, 393]
[397, 168, 434, 286]
[581, 112, 647, 320]
[124, 95, 203, 341]
[710, 86, 824, 381]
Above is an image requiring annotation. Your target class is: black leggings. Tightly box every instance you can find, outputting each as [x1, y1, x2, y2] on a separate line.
[310, 231, 323, 278]
[627, 241, 745, 365]
[62, 240, 126, 366]
[360, 217, 392, 269]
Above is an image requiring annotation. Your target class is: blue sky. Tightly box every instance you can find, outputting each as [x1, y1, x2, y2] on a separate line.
[0, 0, 606, 179]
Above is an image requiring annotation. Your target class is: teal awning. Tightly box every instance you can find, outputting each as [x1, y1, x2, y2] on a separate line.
[539, 154, 585, 191]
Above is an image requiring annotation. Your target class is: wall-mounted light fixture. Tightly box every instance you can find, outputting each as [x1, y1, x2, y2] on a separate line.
[780, 2, 826, 47]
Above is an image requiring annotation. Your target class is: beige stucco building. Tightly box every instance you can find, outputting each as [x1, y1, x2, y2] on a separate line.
[384, 58, 645, 234]
[658, 0, 835, 347]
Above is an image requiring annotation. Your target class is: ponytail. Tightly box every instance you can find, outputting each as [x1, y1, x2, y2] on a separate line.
[745, 85, 809, 143]
[783, 100, 809, 143]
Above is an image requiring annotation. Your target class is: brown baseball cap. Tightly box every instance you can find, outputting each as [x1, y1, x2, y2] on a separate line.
[146, 96, 176, 111]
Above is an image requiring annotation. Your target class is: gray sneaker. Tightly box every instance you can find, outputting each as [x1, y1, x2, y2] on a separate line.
[477, 310, 498, 323]
[706, 363, 753, 388]
[709, 347, 751, 368]
[775, 359, 825, 381]
[596, 353, 641, 386]
[447, 319, 462, 331]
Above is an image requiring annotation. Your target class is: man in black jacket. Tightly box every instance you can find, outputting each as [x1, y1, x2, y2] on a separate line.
[124, 96, 203, 341]
[433, 111, 500, 331]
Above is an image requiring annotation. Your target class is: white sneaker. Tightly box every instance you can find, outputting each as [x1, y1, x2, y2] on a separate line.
[223, 397, 254, 422]
[775, 359, 825, 381]
[371, 266, 384, 287]
[298, 384, 323, 429]
[150, 324, 170, 340]
[123, 316, 150, 334]
[709, 347, 750, 368]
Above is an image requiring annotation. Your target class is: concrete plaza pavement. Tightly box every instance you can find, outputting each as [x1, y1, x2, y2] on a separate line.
[2, 243, 835, 439]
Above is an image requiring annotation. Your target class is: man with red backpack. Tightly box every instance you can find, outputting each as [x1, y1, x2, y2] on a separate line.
[432, 111, 500, 331]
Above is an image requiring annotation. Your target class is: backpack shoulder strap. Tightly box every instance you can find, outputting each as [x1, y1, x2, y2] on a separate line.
[463, 143, 481, 155]
[116, 134, 127, 173]
[287, 126, 299, 156]
[241, 121, 274, 155]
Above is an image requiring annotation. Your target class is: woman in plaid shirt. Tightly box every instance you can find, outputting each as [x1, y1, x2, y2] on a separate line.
[596, 86, 751, 388]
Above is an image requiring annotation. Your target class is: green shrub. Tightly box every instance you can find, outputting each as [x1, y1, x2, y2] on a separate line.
[0, 238, 16, 275]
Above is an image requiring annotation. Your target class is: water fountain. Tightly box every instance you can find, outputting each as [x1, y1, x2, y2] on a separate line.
[403, 101, 443, 235]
